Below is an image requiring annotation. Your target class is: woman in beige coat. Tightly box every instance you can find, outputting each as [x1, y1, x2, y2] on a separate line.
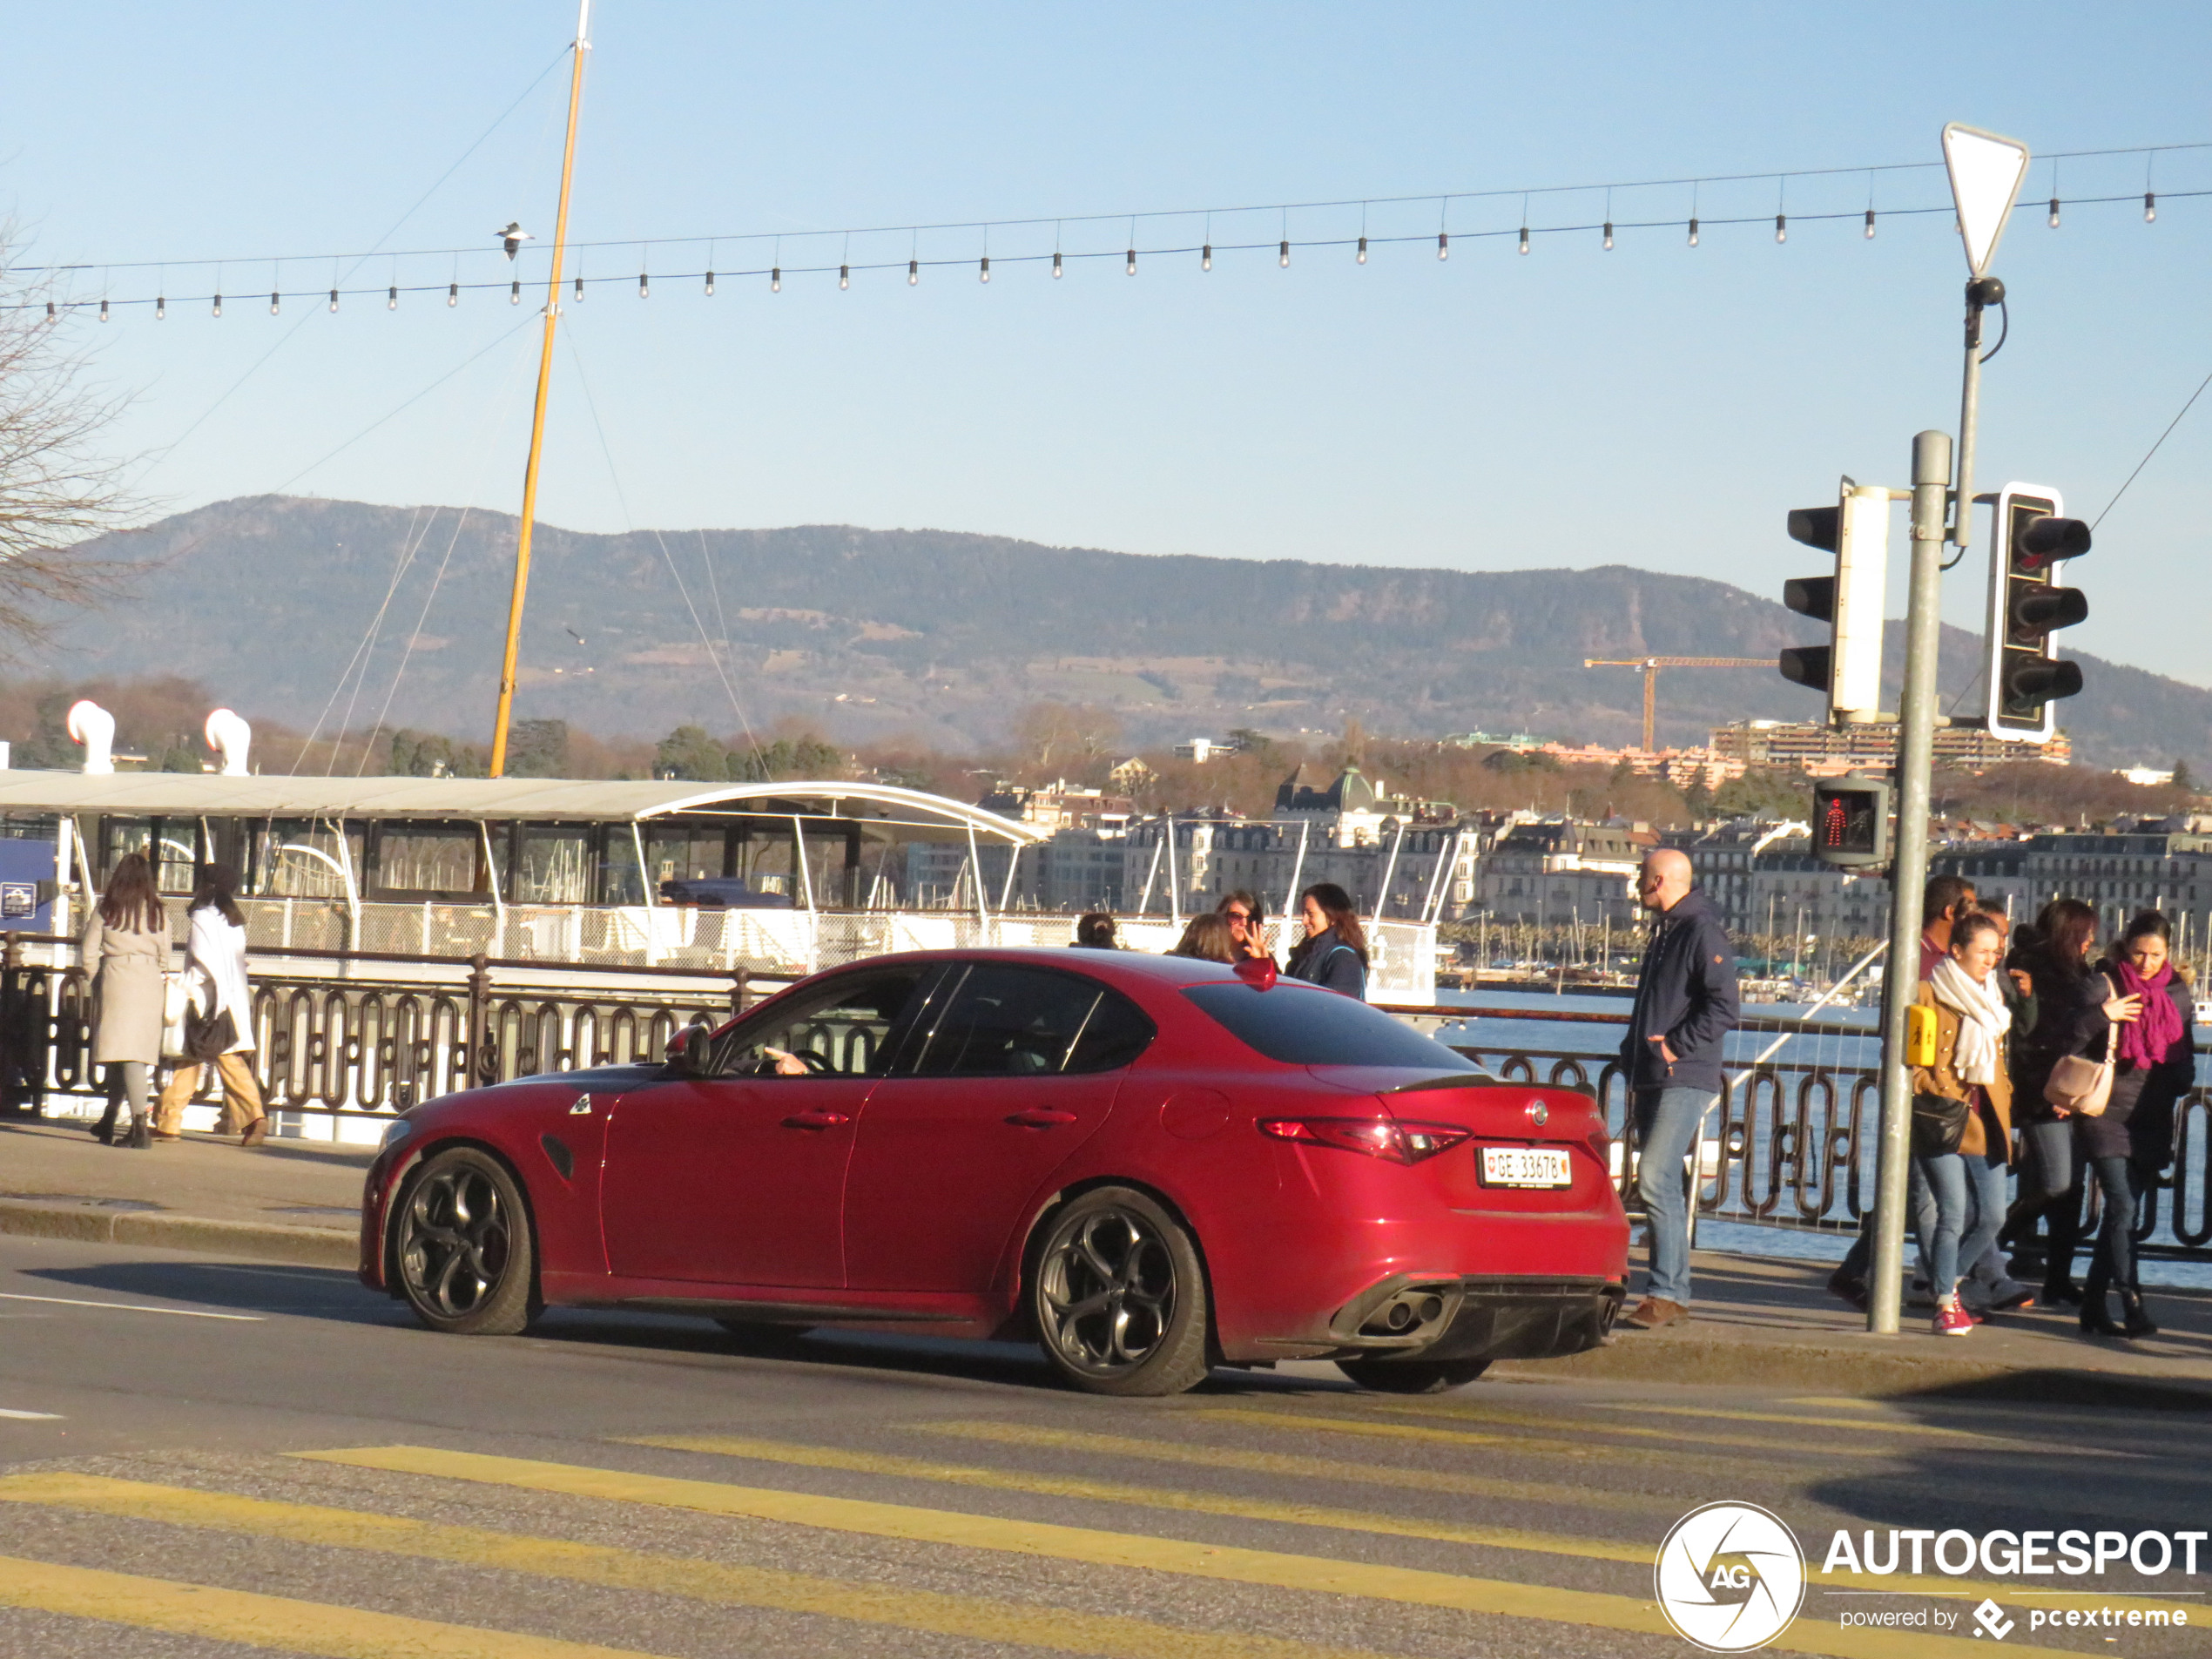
[83, 853, 169, 1149]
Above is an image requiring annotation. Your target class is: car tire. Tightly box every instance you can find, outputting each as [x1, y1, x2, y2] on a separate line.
[1029, 1186, 1211, 1398]
[393, 1147, 536, 1336]
[1334, 1357, 1490, 1393]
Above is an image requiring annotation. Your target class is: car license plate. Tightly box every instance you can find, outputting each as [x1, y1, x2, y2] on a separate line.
[1479, 1146, 1572, 1188]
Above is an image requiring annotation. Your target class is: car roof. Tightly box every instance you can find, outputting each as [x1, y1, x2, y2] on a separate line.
[823, 947, 1249, 990]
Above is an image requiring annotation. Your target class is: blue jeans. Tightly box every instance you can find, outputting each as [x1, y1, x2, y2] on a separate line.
[1634, 1086, 1714, 1305]
[1917, 1150, 2008, 1297]
[2082, 1155, 2141, 1295]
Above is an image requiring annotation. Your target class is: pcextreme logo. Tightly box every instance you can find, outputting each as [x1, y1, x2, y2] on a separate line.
[1656, 1501, 1808, 1652]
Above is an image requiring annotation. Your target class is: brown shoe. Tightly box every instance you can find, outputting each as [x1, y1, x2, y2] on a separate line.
[1622, 1297, 1690, 1330]
[239, 1118, 269, 1148]
[151, 1130, 181, 1143]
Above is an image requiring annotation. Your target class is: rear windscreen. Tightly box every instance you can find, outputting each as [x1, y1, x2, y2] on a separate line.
[1182, 982, 1482, 1070]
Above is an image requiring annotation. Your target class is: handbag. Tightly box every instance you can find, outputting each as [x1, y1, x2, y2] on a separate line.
[159, 972, 192, 1062]
[1911, 1091, 1971, 1157]
[2044, 974, 2116, 1118]
[184, 1004, 237, 1065]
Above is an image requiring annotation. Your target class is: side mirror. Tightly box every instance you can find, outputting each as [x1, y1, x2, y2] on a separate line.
[664, 1016, 715, 1076]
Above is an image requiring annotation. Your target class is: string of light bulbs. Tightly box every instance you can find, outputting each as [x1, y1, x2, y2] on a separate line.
[8, 138, 2206, 316]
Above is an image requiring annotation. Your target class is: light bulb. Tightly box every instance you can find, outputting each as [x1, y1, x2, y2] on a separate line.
[156, 295, 165, 320]
[979, 256, 989, 283]
[770, 266, 780, 292]
[1687, 217, 1699, 247]
[705, 270, 715, 295]
[2047, 198, 2060, 229]
[270, 290, 280, 314]
[1124, 247, 1136, 276]
[1602, 222, 1613, 251]
[98, 297, 108, 322]
[44, 300, 54, 320]
[2145, 192, 2157, 223]
[212, 293, 222, 317]
[1201, 243, 1212, 271]
[574, 273, 583, 300]
[447, 282, 457, 307]
[1278, 239, 1290, 267]
[839, 264, 850, 289]
[1051, 251, 1062, 279]
[388, 285, 398, 310]
[907, 258, 918, 285]
[1436, 231, 1448, 260]
[1517, 225, 1528, 255]
[1774, 213, 1787, 244]
[328, 289, 338, 313]
[638, 272, 650, 298]
[1864, 208, 1876, 239]
[1356, 234, 1367, 264]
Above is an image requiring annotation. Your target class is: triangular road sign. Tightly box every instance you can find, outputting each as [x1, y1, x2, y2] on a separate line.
[1943, 124, 2031, 277]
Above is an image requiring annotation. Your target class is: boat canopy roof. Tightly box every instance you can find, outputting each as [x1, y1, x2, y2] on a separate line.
[0, 773, 1042, 845]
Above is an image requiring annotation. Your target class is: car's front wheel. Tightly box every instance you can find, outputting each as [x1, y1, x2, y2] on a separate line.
[1335, 1357, 1490, 1393]
[394, 1147, 536, 1335]
[1029, 1186, 1210, 1397]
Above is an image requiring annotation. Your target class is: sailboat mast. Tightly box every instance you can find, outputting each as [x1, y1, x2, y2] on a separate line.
[489, 0, 592, 778]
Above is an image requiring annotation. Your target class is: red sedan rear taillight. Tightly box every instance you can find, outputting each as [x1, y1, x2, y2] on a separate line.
[1258, 1116, 1473, 1165]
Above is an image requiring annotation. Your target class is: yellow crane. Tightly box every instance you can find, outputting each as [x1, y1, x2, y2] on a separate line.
[1581, 656, 1774, 752]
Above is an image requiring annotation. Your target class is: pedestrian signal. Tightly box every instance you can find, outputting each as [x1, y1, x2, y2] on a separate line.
[1811, 775, 1890, 869]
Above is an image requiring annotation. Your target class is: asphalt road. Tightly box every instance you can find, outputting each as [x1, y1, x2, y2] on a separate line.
[0, 1231, 2205, 1659]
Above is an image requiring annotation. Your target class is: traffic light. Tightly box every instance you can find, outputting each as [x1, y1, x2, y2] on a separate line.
[1811, 774, 1891, 869]
[1982, 482, 2090, 742]
[1779, 482, 1890, 723]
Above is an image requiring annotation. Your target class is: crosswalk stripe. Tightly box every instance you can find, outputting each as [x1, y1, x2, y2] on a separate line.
[0, 1472, 1384, 1659]
[1186, 1406, 1805, 1471]
[908, 1419, 1680, 1514]
[1349, 1398, 1898, 1453]
[626, 1431, 1649, 1562]
[291, 1446, 2009, 1659]
[1589, 1401, 2126, 1452]
[0, 1551, 665, 1659]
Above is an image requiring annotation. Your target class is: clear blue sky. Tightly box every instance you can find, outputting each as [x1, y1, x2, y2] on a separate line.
[6, 3, 2209, 686]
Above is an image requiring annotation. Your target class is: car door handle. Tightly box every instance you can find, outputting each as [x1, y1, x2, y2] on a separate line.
[782, 1109, 851, 1130]
[1008, 1109, 1079, 1128]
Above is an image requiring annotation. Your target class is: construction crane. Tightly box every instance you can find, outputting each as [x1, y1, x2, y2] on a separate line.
[1581, 657, 1775, 752]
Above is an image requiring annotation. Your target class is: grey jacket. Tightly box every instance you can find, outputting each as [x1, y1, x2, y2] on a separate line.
[83, 908, 170, 1065]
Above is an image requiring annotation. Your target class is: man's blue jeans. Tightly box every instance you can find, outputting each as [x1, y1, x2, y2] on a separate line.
[1634, 1086, 1715, 1305]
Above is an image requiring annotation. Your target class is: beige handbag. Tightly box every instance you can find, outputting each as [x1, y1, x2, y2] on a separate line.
[2044, 975, 2115, 1117]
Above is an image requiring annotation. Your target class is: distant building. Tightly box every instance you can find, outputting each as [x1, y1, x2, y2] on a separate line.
[1478, 819, 1654, 927]
[1711, 719, 2071, 776]
[2121, 765, 2176, 787]
[1171, 737, 1244, 764]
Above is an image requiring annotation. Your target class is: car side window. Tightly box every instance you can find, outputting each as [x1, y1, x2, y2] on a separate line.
[907, 965, 1151, 1077]
[713, 968, 929, 1078]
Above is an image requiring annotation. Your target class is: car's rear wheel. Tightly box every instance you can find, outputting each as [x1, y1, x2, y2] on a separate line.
[1335, 1357, 1490, 1393]
[395, 1148, 536, 1335]
[1030, 1187, 1210, 1397]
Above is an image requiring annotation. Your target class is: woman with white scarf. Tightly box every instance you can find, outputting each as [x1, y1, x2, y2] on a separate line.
[1910, 913, 2015, 1337]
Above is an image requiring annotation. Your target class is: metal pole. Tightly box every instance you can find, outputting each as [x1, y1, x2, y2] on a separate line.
[490, 0, 592, 777]
[1952, 281, 1993, 548]
[1868, 428, 1953, 1336]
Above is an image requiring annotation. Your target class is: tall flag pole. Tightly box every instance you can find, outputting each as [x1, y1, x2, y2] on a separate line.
[490, 0, 591, 778]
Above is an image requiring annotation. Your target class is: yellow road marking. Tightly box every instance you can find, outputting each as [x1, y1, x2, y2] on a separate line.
[1786, 1397, 1885, 1409]
[1188, 1406, 1813, 1472]
[1354, 1398, 1900, 1453]
[623, 1431, 1649, 1564]
[0, 1472, 1385, 1659]
[292, 1446, 2025, 1659]
[910, 1419, 1680, 1514]
[0, 1551, 663, 1659]
[1588, 1401, 2122, 1452]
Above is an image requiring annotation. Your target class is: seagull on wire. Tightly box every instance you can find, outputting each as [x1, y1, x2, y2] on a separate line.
[497, 222, 535, 260]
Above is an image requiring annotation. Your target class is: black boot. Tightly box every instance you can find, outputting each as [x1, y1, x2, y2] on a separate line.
[2080, 1268, 2122, 1337]
[2042, 1274, 2083, 1307]
[2118, 1290, 2159, 1339]
[91, 1098, 119, 1144]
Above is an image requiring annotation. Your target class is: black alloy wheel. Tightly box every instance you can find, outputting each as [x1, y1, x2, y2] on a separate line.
[1334, 1356, 1491, 1393]
[1029, 1186, 1210, 1397]
[394, 1147, 536, 1335]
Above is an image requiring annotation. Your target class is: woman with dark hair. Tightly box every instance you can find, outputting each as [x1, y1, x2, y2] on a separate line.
[2078, 911, 2192, 1338]
[1169, 913, 1238, 965]
[1070, 912, 1118, 950]
[153, 863, 268, 1145]
[1285, 882, 1368, 999]
[2003, 898, 2139, 1305]
[1215, 890, 1271, 962]
[82, 852, 168, 1148]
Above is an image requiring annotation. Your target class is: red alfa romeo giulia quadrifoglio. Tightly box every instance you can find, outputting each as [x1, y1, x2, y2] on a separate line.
[360, 948, 1628, 1395]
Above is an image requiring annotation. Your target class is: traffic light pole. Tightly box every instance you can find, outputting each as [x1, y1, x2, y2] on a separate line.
[1952, 279, 2000, 548]
[1867, 428, 1953, 1337]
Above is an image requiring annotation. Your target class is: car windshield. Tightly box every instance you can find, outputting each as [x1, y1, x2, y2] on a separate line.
[1182, 981, 1480, 1070]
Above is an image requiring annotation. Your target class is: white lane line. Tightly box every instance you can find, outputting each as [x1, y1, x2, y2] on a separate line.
[0, 1292, 261, 1321]
[0, 1409, 63, 1420]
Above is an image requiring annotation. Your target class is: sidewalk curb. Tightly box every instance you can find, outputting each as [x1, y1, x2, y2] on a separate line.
[0, 1197, 356, 1270]
[1499, 1333, 2212, 1412]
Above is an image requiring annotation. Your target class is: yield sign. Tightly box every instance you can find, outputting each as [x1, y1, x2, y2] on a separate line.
[1942, 123, 2031, 277]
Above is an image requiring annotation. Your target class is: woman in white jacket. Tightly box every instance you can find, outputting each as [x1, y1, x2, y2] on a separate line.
[153, 864, 268, 1145]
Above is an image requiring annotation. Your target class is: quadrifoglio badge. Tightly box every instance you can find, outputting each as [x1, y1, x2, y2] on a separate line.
[1656, 1505, 2205, 1649]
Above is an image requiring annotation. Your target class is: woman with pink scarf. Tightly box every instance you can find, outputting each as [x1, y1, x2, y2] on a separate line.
[2080, 911, 2195, 1339]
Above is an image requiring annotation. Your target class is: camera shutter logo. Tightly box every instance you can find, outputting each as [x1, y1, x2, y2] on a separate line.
[1654, 1501, 1806, 1651]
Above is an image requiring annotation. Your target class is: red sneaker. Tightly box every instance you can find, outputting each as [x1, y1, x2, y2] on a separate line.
[1933, 1301, 1974, 1337]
